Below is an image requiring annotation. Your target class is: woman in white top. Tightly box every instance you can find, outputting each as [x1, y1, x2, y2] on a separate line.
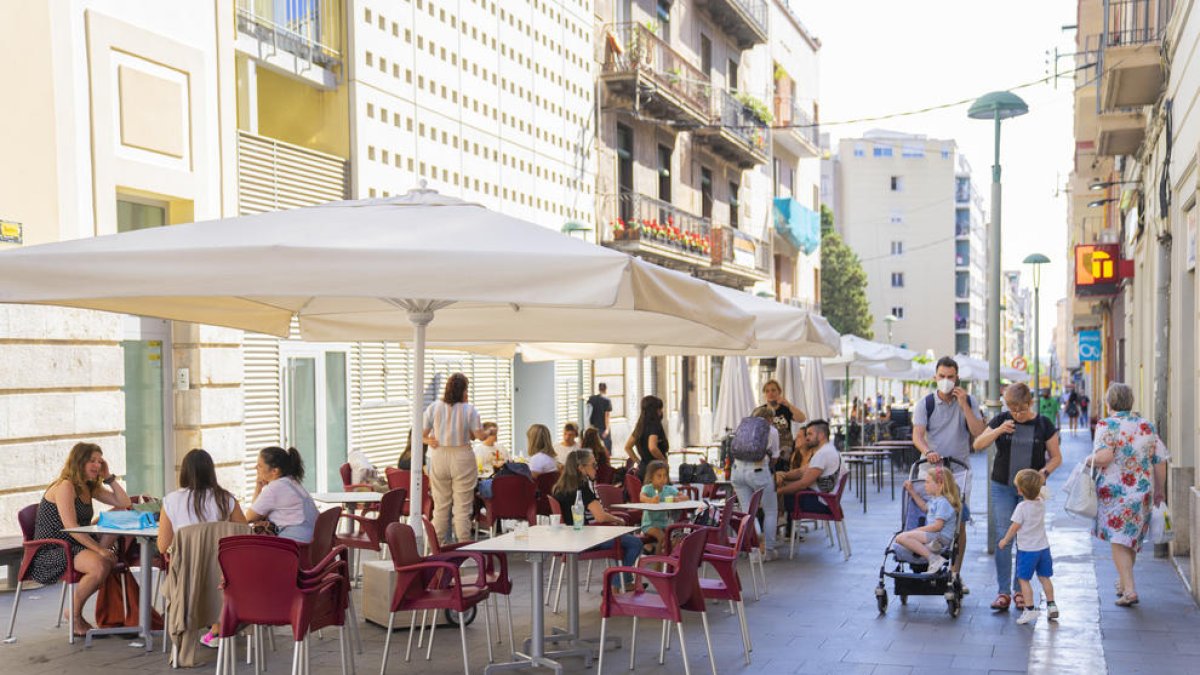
[157, 449, 246, 554]
[423, 373, 487, 544]
[526, 424, 561, 476]
[246, 446, 320, 543]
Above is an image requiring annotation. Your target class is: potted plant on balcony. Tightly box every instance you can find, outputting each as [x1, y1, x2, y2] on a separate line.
[735, 92, 774, 126]
[612, 218, 628, 240]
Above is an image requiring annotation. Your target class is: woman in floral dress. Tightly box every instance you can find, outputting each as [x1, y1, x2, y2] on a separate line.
[1089, 383, 1168, 607]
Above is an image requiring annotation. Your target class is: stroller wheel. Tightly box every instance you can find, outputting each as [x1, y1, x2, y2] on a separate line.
[899, 594, 908, 606]
[946, 597, 960, 618]
[875, 587, 888, 614]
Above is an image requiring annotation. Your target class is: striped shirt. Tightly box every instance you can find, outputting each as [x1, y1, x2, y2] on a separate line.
[423, 401, 482, 448]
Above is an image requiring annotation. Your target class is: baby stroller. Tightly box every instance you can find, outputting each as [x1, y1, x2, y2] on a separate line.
[875, 456, 970, 617]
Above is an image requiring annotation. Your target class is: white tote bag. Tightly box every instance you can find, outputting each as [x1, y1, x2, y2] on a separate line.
[1063, 451, 1098, 520]
[1147, 504, 1175, 545]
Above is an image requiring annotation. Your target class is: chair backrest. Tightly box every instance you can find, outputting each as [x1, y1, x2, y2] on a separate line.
[217, 536, 303, 631]
[384, 522, 445, 606]
[387, 470, 431, 517]
[623, 473, 642, 503]
[384, 467, 405, 490]
[669, 529, 708, 611]
[420, 515, 443, 555]
[730, 489, 762, 553]
[595, 462, 616, 485]
[594, 484, 625, 510]
[488, 476, 537, 522]
[307, 506, 343, 566]
[535, 471, 561, 516]
[546, 494, 563, 516]
[833, 471, 849, 498]
[16, 504, 38, 541]
[339, 463, 354, 488]
[676, 485, 700, 502]
[377, 488, 409, 529]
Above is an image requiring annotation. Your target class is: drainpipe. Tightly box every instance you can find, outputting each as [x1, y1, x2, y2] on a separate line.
[1153, 230, 1171, 558]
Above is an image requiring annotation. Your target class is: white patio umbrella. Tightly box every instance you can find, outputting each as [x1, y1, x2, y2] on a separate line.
[800, 357, 830, 419]
[712, 356, 755, 441]
[775, 356, 808, 435]
[0, 188, 756, 528]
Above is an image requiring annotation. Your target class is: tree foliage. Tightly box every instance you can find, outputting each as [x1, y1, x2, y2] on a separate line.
[820, 206, 874, 339]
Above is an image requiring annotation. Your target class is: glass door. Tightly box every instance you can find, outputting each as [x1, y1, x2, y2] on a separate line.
[282, 346, 349, 492]
[122, 340, 165, 497]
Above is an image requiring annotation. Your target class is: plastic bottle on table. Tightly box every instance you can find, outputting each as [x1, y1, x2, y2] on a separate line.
[572, 490, 585, 531]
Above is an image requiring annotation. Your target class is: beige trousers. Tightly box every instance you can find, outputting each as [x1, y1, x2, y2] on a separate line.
[429, 445, 478, 543]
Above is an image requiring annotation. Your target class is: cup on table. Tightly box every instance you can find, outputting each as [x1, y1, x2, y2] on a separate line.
[665, 495, 675, 503]
[537, 515, 549, 526]
[515, 521, 530, 539]
[548, 514, 562, 528]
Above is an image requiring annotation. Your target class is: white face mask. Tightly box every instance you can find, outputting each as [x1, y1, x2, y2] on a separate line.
[937, 378, 956, 395]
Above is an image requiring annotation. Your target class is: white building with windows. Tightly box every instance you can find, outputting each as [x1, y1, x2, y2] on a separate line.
[834, 130, 986, 357]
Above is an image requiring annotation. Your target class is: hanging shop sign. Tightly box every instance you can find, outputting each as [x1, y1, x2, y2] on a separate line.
[1074, 243, 1132, 297]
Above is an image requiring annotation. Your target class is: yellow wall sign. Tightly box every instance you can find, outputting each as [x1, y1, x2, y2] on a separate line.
[0, 220, 21, 244]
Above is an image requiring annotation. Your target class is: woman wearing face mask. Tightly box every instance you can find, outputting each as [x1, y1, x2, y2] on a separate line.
[972, 382, 1061, 612]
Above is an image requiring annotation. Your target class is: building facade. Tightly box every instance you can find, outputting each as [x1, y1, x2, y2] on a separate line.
[834, 131, 987, 357]
[1002, 270, 1032, 372]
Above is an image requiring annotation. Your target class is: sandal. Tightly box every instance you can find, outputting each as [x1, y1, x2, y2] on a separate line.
[1013, 592, 1025, 610]
[990, 593, 1011, 611]
[1115, 593, 1139, 607]
[1115, 580, 1124, 597]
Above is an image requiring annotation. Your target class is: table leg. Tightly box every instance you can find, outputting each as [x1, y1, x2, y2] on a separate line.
[861, 462, 867, 514]
[140, 536, 153, 652]
[485, 554, 563, 674]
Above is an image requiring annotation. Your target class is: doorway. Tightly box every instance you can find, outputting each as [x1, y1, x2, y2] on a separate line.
[281, 345, 349, 492]
[121, 323, 170, 497]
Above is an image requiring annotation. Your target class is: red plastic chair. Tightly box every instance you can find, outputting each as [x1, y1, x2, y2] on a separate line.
[380, 522, 492, 675]
[215, 536, 347, 675]
[339, 463, 375, 492]
[336, 487, 406, 576]
[4, 504, 85, 644]
[534, 471, 560, 517]
[789, 471, 851, 560]
[477, 475, 537, 538]
[597, 528, 716, 675]
[623, 473, 643, 503]
[595, 460, 616, 485]
[594, 484, 636, 524]
[385, 468, 434, 519]
[664, 494, 737, 554]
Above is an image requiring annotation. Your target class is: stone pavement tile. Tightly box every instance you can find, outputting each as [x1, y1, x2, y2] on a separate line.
[868, 665, 913, 675]
[792, 660, 876, 675]
[948, 652, 1030, 671]
[841, 648, 954, 667]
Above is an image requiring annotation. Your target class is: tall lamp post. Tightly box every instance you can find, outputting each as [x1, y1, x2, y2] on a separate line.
[968, 91, 1028, 554]
[1023, 253, 1050, 415]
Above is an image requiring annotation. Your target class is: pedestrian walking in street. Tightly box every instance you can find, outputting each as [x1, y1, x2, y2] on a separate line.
[1066, 388, 1081, 433]
[972, 382, 1061, 611]
[586, 382, 613, 452]
[912, 356, 986, 577]
[730, 407, 781, 560]
[625, 395, 668, 480]
[423, 372, 487, 544]
[1088, 383, 1169, 607]
[998, 469, 1058, 624]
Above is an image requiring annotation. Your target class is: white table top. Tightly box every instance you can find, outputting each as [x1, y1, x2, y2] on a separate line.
[461, 525, 638, 554]
[64, 524, 160, 537]
[612, 500, 704, 512]
[312, 491, 383, 503]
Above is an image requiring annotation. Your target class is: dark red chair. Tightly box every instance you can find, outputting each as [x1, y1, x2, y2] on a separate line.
[380, 522, 492, 674]
[339, 463, 375, 492]
[534, 471, 560, 517]
[789, 471, 851, 560]
[336, 488, 405, 587]
[477, 475, 537, 538]
[597, 528, 716, 674]
[664, 494, 737, 554]
[623, 472, 643, 503]
[594, 484, 636, 524]
[386, 468, 433, 519]
[595, 459, 616, 485]
[4, 504, 84, 644]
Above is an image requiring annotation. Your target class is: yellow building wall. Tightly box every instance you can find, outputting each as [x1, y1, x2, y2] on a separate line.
[254, 67, 349, 158]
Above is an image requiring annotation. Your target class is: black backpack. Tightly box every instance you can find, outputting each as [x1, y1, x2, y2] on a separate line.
[923, 393, 977, 434]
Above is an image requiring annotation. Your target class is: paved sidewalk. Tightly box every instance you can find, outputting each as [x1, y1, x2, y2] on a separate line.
[0, 427, 1195, 674]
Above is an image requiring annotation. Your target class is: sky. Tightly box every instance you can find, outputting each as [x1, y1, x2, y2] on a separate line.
[798, 0, 1079, 356]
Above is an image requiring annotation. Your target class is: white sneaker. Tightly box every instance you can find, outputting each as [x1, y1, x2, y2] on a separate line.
[1016, 608, 1040, 625]
[925, 554, 947, 571]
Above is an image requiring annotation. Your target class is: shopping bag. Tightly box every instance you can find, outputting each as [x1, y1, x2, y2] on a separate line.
[1147, 504, 1175, 545]
[98, 510, 157, 530]
[1062, 459, 1097, 519]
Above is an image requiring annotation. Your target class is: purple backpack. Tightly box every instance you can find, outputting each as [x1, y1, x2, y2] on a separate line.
[731, 416, 772, 462]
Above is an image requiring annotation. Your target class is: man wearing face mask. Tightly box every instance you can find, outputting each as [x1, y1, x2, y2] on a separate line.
[911, 356, 986, 578]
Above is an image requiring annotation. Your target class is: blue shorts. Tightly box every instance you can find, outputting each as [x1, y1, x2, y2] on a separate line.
[1015, 547, 1053, 580]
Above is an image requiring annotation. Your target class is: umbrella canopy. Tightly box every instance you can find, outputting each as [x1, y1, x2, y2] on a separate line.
[824, 335, 917, 374]
[712, 356, 755, 441]
[775, 356, 808, 417]
[800, 358, 830, 419]
[0, 187, 756, 529]
[952, 354, 1026, 383]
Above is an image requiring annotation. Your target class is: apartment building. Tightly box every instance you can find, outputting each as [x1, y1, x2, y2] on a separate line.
[0, 0, 241, 535]
[835, 131, 987, 358]
[594, 0, 821, 444]
[1002, 270, 1032, 371]
[1067, 0, 1199, 595]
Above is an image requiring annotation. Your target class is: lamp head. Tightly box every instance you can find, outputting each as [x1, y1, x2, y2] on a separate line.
[967, 91, 1029, 120]
[1023, 253, 1050, 265]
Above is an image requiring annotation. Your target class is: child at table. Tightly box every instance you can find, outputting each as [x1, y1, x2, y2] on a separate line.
[639, 461, 678, 554]
[895, 466, 961, 571]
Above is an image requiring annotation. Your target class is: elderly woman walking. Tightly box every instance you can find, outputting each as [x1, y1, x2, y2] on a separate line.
[1088, 383, 1169, 607]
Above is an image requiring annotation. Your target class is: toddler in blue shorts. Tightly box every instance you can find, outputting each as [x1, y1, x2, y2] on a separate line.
[999, 468, 1057, 624]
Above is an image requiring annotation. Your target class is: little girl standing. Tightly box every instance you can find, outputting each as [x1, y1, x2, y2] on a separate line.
[999, 468, 1058, 624]
[895, 466, 961, 571]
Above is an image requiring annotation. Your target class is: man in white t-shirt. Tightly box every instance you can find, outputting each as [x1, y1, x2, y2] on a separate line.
[554, 422, 582, 461]
[778, 420, 843, 514]
[473, 421, 510, 473]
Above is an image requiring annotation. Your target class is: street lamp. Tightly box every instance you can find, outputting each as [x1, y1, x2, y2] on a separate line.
[1086, 197, 1118, 208]
[969, 90, 1028, 555]
[1023, 253, 1050, 416]
[884, 314, 899, 344]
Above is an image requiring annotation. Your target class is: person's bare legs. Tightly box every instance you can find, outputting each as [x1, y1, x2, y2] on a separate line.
[894, 530, 932, 558]
[1037, 575, 1055, 603]
[1112, 543, 1137, 597]
[1017, 578, 1034, 609]
[71, 549, 114, 633]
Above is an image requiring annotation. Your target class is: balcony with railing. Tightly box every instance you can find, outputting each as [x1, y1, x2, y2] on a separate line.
[1096, 107, 1146, 156]
[600, 192, 712, 269]
[695, 90, 769, 168]
[955, 208, 971, 237]
[699, 224, 771, 288]
[237, 0, 342, 68]
[600, 23, 711, 126]
[772, 95, 820, 157]
[695, 0, 768, 48]
[1099, 0, 1170, 109]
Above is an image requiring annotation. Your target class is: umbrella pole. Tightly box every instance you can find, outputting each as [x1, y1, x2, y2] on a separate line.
[408, 310, 435, 533]
[636, 344, 646, 402]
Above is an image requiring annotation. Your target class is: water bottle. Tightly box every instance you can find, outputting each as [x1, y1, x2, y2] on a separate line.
[572, 490, 585, 531]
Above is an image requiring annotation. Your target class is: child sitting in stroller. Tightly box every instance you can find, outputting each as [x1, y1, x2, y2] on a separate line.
[894, 466, 961, 571]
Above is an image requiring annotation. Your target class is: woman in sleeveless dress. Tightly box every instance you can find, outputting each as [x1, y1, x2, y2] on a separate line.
[30, 442, 131, 636]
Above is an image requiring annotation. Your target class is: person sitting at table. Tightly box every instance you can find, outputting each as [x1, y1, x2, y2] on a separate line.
[474, 421, 510, 473]
[638, 460, 678, 554]
[526, 424, 561, 476]
[777, 420, 843, 514]
[553, 449, 643, 590]
[581, 428, 615, 484]
[625, 395, 668, 480]
[554, 422, 582, 461]
[30, 442, 131, 637]
[245, 446, 319, 543]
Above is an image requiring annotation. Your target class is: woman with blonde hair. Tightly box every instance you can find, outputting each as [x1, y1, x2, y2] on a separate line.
[526, 423, 560, 476]
[29, 442, 131, 637]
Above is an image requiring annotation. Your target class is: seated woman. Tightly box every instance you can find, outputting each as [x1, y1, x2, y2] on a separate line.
[245, 446, 320, 543]
[30, 442, 131, 637]
[158, 448, 247, 648]
[581, 428, 615, 484]
[552, 450, 642, 590]
[526, 424, 562, 477]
